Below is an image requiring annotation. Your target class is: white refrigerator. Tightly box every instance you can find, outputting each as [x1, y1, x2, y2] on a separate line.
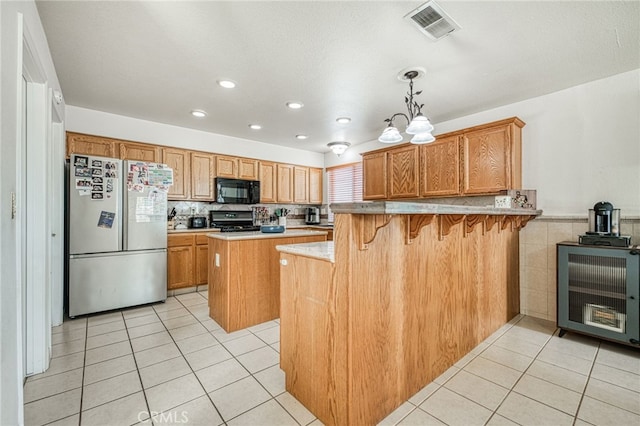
[68, 154, 173, 317]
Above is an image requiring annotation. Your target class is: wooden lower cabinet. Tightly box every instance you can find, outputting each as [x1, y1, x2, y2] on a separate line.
[167, 233, 209, 290]
[208, 233, 327, 332]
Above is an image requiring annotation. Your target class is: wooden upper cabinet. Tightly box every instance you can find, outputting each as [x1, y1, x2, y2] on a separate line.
[119, 142, 161, 162]
[259, 161, 278, 203]
[66, 132, 117, 158]
[387, 145, 419, 199]
[309, 168, 323, 204]
[162, 148, 190, 200]
[277, 163, 294, 203]
[462, 120, 523, 195]
[294, 166, 309, 204]
[420, 136, 461, 197]
[238, 158, 259, 180]
[216, 156, 237, 178]
[362, 152, 388, 200]
[190, 152, 215, 200]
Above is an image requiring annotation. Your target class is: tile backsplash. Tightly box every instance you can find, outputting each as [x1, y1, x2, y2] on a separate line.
[167, 201, 327, 228]
[519, 216, 640, 322]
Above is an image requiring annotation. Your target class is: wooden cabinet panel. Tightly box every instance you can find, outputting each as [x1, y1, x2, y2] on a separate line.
[238, 158, 259, 180]
[309, 168, 323, 204]
[191, 152, 215, 200]
[420, 136, 461, 197]
[277, 164, 294, 203]
[462, 125, 511, 195]
[168, 234, 195, 247]
[294, 166, 309, 204]
[216, 156, 237, 178]
[259, 161, 278, 203]
[163, 148, 190, 200]
[387, 145, 419, 199]
[66, 132, 117, 158]
[362, 152, 387, 200]
[167, 245, 194, 290]
[195, 243, 209, 285]
[119, 142, 160, 162]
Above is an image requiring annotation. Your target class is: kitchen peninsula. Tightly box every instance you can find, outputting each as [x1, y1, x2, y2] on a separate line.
[207, 229, 327, 332]
[277, 201, 541, 426]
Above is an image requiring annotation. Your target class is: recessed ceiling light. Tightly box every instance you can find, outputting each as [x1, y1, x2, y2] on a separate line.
[295, 134, 308, 140]
[336, 117, 351, 124]
[191, 110, 207, 118]
[217, 80, 236, 89]
[286, 101, 304, 109]
[249, 124, 262, 130]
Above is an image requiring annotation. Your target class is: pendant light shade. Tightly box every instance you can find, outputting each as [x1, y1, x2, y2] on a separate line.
[405, 114, 434, 135]
[410, 132, 436, 144]
[378, 127, 404, 143]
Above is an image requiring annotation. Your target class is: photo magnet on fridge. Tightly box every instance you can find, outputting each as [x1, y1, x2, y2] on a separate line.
[74, 156, 88, 167]
[92, 177, 103, 184]
[97, 211, 115, 229]
[91, 193, 103, 200]
[75, 167, 91, 177]
[91, 159, 103, 168]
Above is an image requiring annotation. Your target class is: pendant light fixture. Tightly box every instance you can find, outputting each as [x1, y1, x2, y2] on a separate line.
[378, 68, 435, 144]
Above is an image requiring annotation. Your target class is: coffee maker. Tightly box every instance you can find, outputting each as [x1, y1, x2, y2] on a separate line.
[305, 207, 320, 225]
[579, 201, 631, 247]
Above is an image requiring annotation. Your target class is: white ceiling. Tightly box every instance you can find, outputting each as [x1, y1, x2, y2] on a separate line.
[36, 1, 640, 154]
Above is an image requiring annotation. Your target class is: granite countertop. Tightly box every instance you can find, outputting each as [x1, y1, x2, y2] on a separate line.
[206, 229, 328, 241]
[330, 201, 542, 216]
[276, 241, 335, 263]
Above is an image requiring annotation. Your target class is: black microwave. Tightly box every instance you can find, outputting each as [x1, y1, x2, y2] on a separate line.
[215, 178, 260, 204]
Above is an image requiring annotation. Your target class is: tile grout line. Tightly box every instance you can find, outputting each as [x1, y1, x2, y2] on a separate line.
[122, 309, 154, 425]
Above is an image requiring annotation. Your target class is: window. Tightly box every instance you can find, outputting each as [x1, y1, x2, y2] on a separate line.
[327, 162, 363, 222]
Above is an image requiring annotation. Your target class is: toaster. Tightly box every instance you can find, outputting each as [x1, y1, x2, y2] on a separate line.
[188, 216, 207, 228]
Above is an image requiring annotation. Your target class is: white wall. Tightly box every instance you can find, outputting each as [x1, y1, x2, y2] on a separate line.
[66, 106, 325, 168]
[1, 1, 65, 424]
[325, 70, 640, 217]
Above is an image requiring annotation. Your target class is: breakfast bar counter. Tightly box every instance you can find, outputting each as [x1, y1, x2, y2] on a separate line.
[277, 202, 540, 425]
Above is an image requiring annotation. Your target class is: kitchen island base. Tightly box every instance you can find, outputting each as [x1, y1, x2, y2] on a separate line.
[207, 230, 327, 332]
[278, 207, 538, 426]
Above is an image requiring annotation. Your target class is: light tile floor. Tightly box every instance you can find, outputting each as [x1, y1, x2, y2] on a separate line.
[24, 291, 640, 425]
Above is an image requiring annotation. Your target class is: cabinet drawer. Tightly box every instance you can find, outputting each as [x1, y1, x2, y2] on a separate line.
[168, 234, 195, 247]
[195, 234, 210, 245]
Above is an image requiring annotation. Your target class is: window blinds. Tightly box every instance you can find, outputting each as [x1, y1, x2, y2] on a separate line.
[327, 162, 363, 222]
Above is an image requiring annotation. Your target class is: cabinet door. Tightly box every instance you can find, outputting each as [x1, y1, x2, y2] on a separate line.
[238, 158, 259, 180]
[420, 136, 461, 197]
[191, 152, 215, 200]
[462, 125, 511, 194]
[194, 244, 209, 285]
[163, 148, 190, 200]
[362, 152, 387, 200]
[308, 168, 323, 204]
[294, 166, 309, 204]
[216, 156, 238, 178]
[119, 142, 161, 162]
[259, 161, 278, 203]
[387, 145, 419, 199]
[167, 246, 194, 290]
[277, 164, 294, 203]
[66, 132, 117, 158]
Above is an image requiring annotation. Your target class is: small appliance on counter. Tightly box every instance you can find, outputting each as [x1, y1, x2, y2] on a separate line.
[579, 201, 631, 247]
[188, 216, 207, 228]
[305, 207, 320, 224]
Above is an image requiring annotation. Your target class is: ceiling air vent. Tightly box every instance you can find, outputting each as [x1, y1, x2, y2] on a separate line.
[404, 0, 461, 41]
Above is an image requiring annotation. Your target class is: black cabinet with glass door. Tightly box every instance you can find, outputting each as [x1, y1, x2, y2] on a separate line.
[557, 242, 640, 347]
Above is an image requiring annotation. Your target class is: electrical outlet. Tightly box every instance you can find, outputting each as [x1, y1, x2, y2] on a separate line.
[11, 192, 16, 219]
[215, 253, 220, 267]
